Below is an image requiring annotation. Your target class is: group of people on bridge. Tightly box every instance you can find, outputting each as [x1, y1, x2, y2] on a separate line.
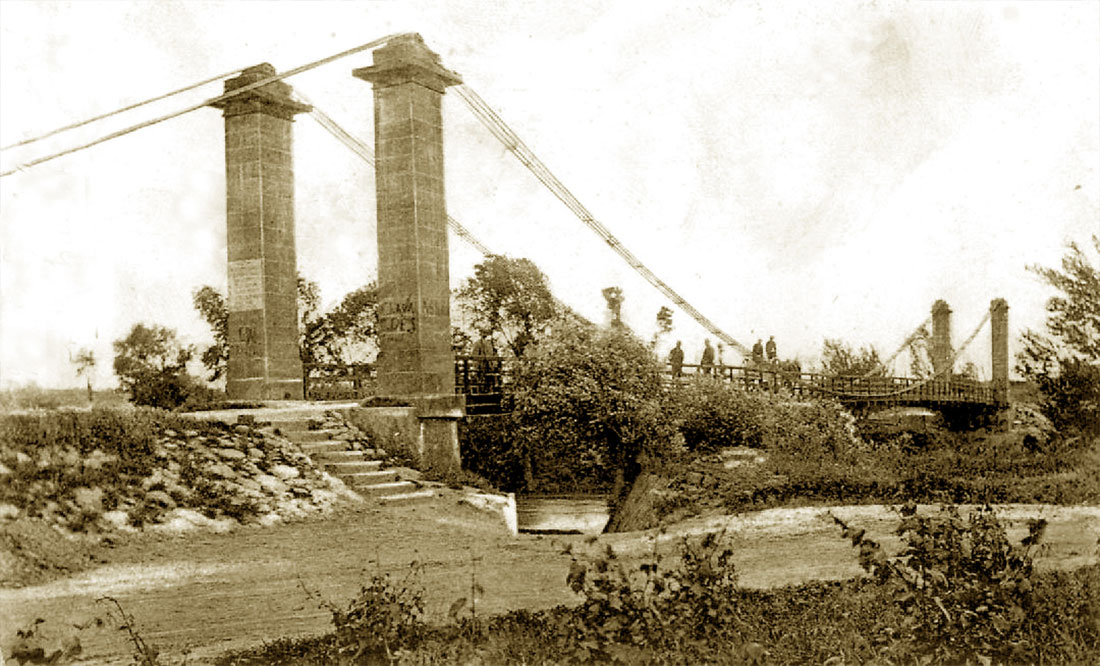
[667, 336, 779, 377]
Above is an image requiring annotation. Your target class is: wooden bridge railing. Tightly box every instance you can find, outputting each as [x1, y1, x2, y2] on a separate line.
[303, 356, 515, 405]
[674, 362, 1002, 406]
[303, 357, 1002, 408]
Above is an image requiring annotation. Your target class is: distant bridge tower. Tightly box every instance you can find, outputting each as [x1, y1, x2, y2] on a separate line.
[210, 64, 310, 400]
[990, 298, 1009, 402]
[931, 299, 953, 377]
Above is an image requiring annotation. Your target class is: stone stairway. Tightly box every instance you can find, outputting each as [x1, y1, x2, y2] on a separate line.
[266, 416, 435, 504]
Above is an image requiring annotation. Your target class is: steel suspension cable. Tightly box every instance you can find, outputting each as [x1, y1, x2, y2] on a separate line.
[1, 66, 248, 152]
[0, 33, 413, 179]
[453, 84, 751, 356]
[298, 95, 495, 256]
[869, 314, 933, 378]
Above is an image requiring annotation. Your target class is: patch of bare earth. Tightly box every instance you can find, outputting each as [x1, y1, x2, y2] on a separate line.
[2, 498, 1097, 664]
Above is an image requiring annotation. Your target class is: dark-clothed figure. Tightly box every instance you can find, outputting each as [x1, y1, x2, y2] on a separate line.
[766, 336, 777, 362]
[752, 339, 764, 365]
[668, 340, 685, 377]
[472, 331, 497, 393]
[700, 339, 715, 375]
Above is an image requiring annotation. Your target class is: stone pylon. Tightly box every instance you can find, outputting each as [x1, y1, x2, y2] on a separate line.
[353, 35, 461, 399]
[990, 298, 1009, 401]
[354, 34, 465, 476]
[210, 64, 310, 400]
[931, 299, 953, 377]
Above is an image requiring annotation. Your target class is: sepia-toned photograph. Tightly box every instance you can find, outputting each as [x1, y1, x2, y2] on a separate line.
[1, 1, 1098, 663]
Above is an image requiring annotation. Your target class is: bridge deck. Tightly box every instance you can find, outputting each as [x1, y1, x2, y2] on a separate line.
[303, 357, 1006, 410]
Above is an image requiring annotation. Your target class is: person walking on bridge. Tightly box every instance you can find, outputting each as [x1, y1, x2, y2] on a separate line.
[668, 340, 684, 378]
[700, 339, 715, 375]
[752, 339, 764, 365]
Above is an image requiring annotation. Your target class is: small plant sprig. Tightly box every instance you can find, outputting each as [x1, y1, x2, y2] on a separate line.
[97, 596, 162, 666]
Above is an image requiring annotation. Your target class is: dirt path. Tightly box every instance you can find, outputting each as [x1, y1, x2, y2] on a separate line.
[2, 499, 1097, 664]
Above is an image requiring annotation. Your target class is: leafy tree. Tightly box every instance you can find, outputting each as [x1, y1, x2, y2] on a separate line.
[193, 276, 378, 377]
[509, 318, 676, 494]
[301, 283, 379, 365]
[820, 338, 886, 377]
[192, 286, 228, 381]
[602, 286, 625, 329]
[297, 275, 322, 333]
[457, 255, 556, 357]
[72, 347, 96, 403]
[650, 306, 673, 349]
[1017, 235, 1100, 435]
[113, 324, 194, 408]
[906, 325, 934, 379]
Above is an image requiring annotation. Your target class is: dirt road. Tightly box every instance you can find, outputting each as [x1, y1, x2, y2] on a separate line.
[2, 498, 1097, 664]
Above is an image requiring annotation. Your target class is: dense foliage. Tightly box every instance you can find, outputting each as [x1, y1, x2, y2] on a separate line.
[194, 278, 379, 379]
[507, 320, 677, 494]
[820, 338, 886, 377]
[112, 323, 196, 409]
[1017, 234, 1100, 436]
[648, 399, 1100, 523]
[457, 255, 557, 357]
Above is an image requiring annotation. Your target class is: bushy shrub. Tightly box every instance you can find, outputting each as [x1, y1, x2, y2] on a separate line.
[670, 378, 768, 451]
[834, 503, 1099, 665]
[458, 414, 526, 492]
[669, 378, 861, 457]
[509, 320, 677, 493]
[1033, 357, 1100, 437]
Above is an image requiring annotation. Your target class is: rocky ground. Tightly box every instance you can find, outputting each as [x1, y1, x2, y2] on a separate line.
[0, 413, 361, 588]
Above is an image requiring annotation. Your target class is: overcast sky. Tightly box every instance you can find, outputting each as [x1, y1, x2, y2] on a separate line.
[1, 0, 1097, 389]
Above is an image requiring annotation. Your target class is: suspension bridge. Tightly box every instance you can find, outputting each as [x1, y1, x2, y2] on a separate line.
[1, 33, 1010, 417]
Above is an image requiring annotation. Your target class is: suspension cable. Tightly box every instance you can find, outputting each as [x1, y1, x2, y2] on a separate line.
[298, 94, 495, 256]
[0, 33, 413, 179]
[453, 84, 751, 356]
[1, 66, 248, 152]
[868, 314, 933, 378]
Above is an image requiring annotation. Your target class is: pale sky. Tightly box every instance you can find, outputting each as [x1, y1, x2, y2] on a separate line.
[1, 0, 1097, 389]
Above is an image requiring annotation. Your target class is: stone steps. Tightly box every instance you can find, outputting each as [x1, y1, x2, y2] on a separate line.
[283, 429, 343, 443]
[378, 489, 437, 504]
[266, 415, 427, 502]
[322, 460, 383, 474]
[354, 480, 419, 496]
[340, 470, 399, 487]
[298, 441, 350, 455]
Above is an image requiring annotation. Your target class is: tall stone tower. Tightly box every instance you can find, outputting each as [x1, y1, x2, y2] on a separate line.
[210, 64, 310, 400]
[353, 35, 461, 399]
[931, 299, 953, 377]
[990, 298, 1009, 402]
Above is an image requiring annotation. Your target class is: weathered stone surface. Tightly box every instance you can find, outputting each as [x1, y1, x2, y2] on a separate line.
[206, 463, 237, 479]
[210, 63, 309, 400]
[145, 490, 177, 510]
[0, 503, 20, 521]
[354, 35, 461, 399]
[217, 448, 247, 460]
[73, 487, 104, 514]
[269, 464, 300, 481]
[254, 474, 288, 494]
